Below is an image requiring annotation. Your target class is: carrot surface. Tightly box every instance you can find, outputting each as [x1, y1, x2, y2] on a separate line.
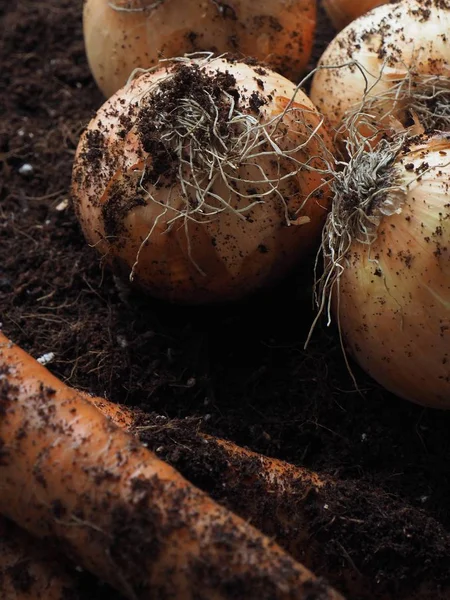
[88, 396, 450, 600]
[2, 332, 448, 599]
[0, 331, 344, 600]
[0, 515, 81, 600]
[130, 417, 450, 600]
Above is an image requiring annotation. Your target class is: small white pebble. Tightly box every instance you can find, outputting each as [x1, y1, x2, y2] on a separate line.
[116, 335, 128, 348]
[36, 352, 55, 365]
[76, 82, 83, 89]
[324, 504, 329, 510]
[18, 163, 33, 176]
[17, 129, 25, 137]
[55, 199, 69, 211]
[361, 433, 367, 442]
[155, 446, 164, 453]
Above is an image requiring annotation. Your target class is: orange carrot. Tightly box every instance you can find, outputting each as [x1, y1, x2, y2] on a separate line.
[0, 331, 344, 600]
[0, 516, 81, 600]
[2, 333, 448, 600]
[130, 418, 450, 600]
[82, 401, 450, 600]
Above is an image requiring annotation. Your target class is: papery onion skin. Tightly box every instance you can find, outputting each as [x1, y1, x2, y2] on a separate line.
[322, 0, 391, 31]
[71, 57, 335, 304]
[310, 0, 450, 139]
[334, 135, 450, 408]
[83, 0, 317, 98]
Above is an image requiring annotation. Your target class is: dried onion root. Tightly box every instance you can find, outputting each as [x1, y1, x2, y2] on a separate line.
[311, 0, 450, 145]
[309, 132, 450, 408]
[72, 54, 335, 304]
[83, 0, 317, 98]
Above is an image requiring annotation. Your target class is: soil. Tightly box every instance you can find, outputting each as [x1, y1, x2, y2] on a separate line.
[1, 1, 450, 599]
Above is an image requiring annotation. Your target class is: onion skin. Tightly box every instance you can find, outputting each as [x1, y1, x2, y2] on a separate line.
[83, 0, 317, 98]
[321, 0, 392, 31]
[334, 136, 450, 408]
[71, 57, 335, 304]
[310, 0, 450, 138]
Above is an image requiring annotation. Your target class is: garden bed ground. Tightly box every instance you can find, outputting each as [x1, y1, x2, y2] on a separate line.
[1, 1, 450, 599]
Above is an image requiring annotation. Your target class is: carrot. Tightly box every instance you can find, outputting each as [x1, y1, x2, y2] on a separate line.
[130, 418, 450, 600]
[0, 515, 126, 600]
[2, 333, 448, 600]
[82, 402, 450, 600]
[0, 515, 81, 600]
[0, 331, 344, 600]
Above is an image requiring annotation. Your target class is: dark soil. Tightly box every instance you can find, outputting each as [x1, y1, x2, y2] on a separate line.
[1, 1, 450, 599]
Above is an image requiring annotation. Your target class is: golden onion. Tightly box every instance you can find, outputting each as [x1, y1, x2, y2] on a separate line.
[83, 0, 317, 98]
[316, 133, 450, 408]
[71, 55, 335, 304]
[311, 0, 450, 143]
[322, 0, 391, 31]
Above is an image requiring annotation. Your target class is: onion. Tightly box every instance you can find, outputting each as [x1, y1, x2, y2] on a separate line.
[83, 0, 317, 98]
[310, 0, 450, 143]
[314, 133, 450, 408]
[71, 55, 335, 304]
[322, 0, 391, 31]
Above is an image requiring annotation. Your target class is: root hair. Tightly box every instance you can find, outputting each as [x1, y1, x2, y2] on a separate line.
[122, 53, 334, 278]
[305, 133, 407, 350]
[335, 60, 450, 144]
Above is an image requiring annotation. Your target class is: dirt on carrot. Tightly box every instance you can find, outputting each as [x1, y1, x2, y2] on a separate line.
[133, 413, 450, 600]
[2, 1, 450, 599]
[0, 331, 344, 600]
[0, 515, 121, 600]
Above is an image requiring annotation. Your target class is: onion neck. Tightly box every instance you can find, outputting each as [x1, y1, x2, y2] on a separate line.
[330, 135, 405, 246]
[309, 134, 406, 331]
